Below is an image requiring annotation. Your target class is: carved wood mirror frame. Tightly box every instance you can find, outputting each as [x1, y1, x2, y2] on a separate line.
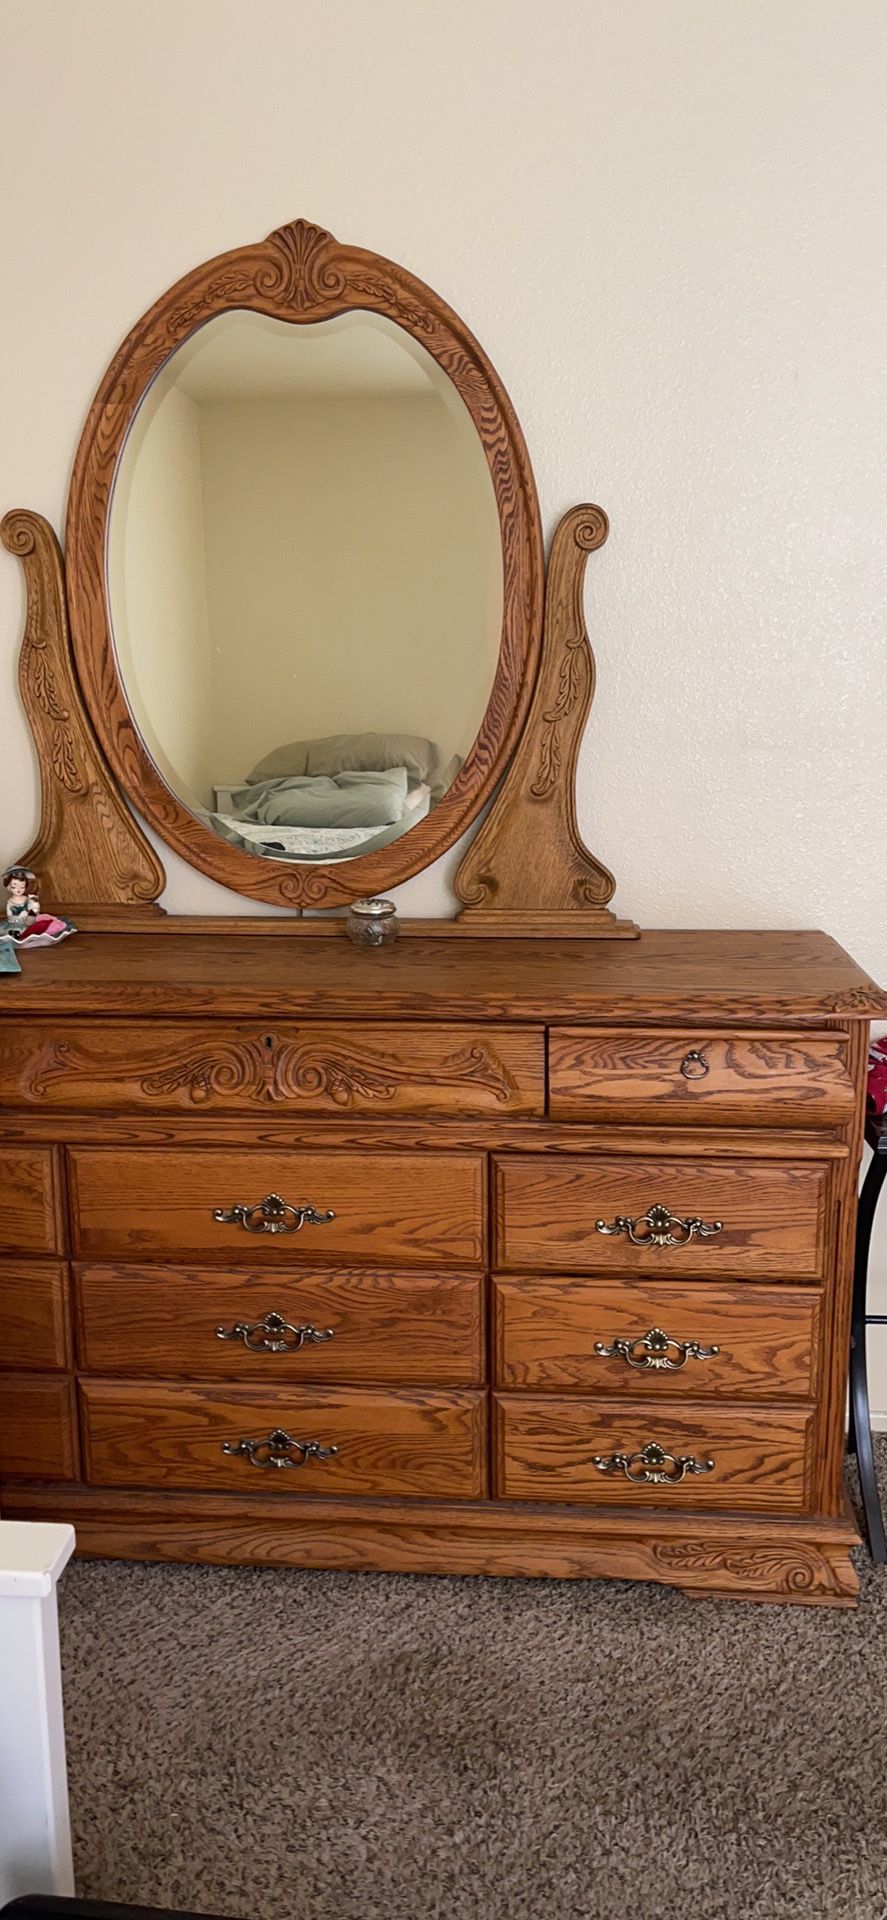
[3, 218, 635, 935]
[65, 218, 547, 912]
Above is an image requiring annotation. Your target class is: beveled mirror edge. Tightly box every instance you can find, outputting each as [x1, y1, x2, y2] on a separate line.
[63, 218, 545, 912]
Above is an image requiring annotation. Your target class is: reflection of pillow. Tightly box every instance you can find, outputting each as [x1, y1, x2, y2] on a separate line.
[247, 731, 439, 786]
[231, 768, 410, 829]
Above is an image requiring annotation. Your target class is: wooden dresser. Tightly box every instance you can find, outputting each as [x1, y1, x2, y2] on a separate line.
[0, 926, 879, 1607]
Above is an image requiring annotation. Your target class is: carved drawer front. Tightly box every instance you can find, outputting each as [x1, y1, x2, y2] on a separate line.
[494, 1154, 829, 1280]
[80, 1381, 486, 1499]
[548, 1028, 855, 1127]
[0, 1148, 61, 1254]
[493, 1277, 820, 1399]
[494, 1396, 814, 1511]
[76, 1265, 484, 1386]
[0, 1373, 78, 1480]
[68, 1149, 485, 1267]
[0, 1020, 544, 1118]
[1, 1261, 70, 1370]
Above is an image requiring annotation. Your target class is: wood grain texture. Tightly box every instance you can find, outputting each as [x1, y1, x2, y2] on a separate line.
[0, 929, 880, 1022]
[0, 1111, 851, 1159]
[67, 1147, 486, 1266]
[80, 1380, 486, 1499]
[0, 510, 165, 917]
[0, 1020, 543, 1118]
[0, 1372, 78, 1479]
[493, 1277, 821, 1399]
[0, 1148, 62, 1254]
[75, 1264, 483, 1385]
[0, 1260, 70, 1369]
[813, 1017, 871, 1514]
[494, 1153, 829, 1279]
[64, 218, 543, 910]
[548, 1028, 855, 1127]
[455, 506, 637, 936]
[494, 1395, 814, 1510]
[2, 1482, 859, 1607]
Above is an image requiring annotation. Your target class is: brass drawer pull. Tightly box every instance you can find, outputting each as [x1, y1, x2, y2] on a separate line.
[216, 1312, 334, 1354]
[592, 1442, 714, 1486]
[595, 1203, 723, 1249]
[594, 1326, 720, 1370]
[680, 1048, 710, 1080]
[221, 1427, 338, 1470]
[213, 1192, 335, 1235]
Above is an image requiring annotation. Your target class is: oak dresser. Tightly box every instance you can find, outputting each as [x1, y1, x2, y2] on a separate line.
[0, 927, 880, 1606]
[2, 215, 883, 1607]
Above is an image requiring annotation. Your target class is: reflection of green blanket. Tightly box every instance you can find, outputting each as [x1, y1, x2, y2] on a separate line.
[228, 767, 409, 829]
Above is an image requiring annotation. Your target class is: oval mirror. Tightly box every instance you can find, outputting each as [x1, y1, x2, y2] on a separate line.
[107, 309, 502, 867]
[67, 221, 543, 908]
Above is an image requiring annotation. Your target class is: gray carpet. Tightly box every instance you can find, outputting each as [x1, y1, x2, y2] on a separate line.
[59, 1454, 887, 1920]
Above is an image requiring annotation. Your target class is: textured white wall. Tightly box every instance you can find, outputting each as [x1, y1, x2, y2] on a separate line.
[0, 0, 885, 1380]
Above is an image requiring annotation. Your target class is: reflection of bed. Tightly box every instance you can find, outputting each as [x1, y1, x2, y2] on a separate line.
[207, 731, 458, 863]
[214, 797, 431, 861]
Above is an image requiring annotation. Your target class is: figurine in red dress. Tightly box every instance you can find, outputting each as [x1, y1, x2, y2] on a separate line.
[3, 866, 75, 946]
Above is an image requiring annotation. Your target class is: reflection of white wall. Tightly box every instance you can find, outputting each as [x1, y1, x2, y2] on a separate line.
[198, 392, 502, 783]
[108, 380, 214, 806]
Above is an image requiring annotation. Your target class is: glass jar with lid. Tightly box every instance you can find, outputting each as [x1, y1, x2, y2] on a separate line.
[345, 897, 400, 948]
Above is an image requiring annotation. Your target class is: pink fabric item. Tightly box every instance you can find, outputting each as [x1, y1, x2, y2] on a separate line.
[867, 1037, 887, 1115]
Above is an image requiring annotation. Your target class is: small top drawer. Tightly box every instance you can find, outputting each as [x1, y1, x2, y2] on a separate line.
[68, 1148, 486, 1266]
[548, 1029, 855, 1127]
[0, 1020, 543, 1118]
[0, 1148, 61, 1254]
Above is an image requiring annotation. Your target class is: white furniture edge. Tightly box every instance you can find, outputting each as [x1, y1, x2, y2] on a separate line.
[0, 1520, 76, 1907]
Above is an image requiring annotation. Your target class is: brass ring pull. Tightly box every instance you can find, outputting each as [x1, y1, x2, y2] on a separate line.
[221, 1428, 337, 1470]
[594, 1327, 720, 1370]
[592, 1443, 714, 1486]
[595, 1204, 723, 1249]
[213, 1193, 335, 1235]
[680, 1048, 710, 1080]
[216, 1312, 334, 1354]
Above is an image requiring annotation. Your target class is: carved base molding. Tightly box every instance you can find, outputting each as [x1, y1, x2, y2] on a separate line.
[4, 1485, 860, 1608]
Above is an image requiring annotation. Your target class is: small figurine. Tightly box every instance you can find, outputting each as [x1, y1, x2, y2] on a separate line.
[3, 866, 76, 947]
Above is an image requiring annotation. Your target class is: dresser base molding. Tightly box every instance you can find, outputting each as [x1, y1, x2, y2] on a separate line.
[2, 1485, 860, 1608]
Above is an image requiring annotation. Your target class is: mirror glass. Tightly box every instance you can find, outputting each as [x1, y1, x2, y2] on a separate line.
[106, 310, 504, 863]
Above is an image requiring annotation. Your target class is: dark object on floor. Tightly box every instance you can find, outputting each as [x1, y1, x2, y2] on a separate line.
[3, 1899, 232, 1920]
[849, 1112, 887, 1561]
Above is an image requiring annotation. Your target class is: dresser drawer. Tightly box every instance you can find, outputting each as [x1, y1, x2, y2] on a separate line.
[548, 1028, 854, 1127]
[493, 1277, 821, 1398]
[0, 1149, 61, 1254]
[0, 1373, 78, 1480]
[1, 1262, 70, 1369]
[76, 1265, 484, 1385]
[494, 1396, 813, 1511]
[68, 1149, 485, 1266]
[0, 1020, 543, 1118]
[81, 1381, 486, 1499]
[493, 1155, 829, 1279]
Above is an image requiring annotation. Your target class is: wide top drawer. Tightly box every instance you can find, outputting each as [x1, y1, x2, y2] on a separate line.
[548, 1029, 854, 1127]
[0, 1020, 543, 1118]
[68, 1148, 485, 1267]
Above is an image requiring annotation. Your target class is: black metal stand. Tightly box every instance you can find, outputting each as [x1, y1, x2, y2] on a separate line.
[848, 1115, 887, 1562]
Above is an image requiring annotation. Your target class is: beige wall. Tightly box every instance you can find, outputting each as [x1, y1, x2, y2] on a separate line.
[1, 0, 885, 1397]
[199, 392, 500, 782]
[108, 377, 214, 806]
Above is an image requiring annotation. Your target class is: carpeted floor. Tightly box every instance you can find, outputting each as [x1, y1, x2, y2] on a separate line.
[58, 1452, 887, 1920]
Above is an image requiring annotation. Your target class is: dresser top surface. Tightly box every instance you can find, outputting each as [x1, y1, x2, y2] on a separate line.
[0, 927, 881, 1022]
